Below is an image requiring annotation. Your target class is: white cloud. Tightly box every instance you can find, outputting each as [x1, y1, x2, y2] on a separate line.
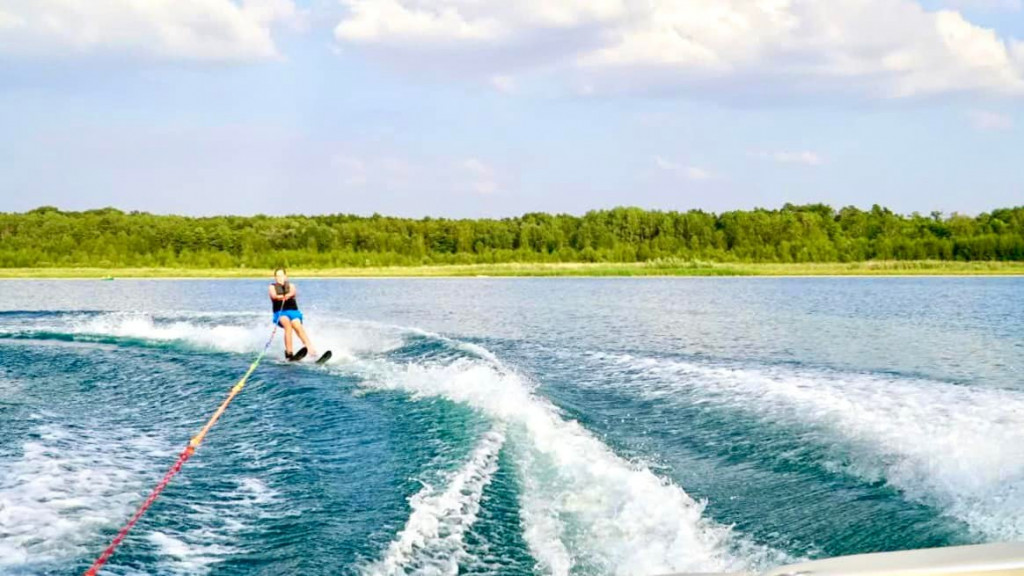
[654, 156, 712, 181]
[329, 152, 417, 189]
[331, 154, 368, 187]
[335, 0, 624, 44]
[329, 152, 501, 195]
[490, 74, 516, 93]
[0, 9, 23, 30]
[684, 166, 713, 181]
[461, 157, 498, 194]
[333, 0, 1024, 99]
[378, 156, 415, 189]
[335, 0, 503, 43]
[0, 0, 297, 61]
[755, 150, 824, 166]
[654, 155, 681, 171]
[940, 0, 1021, 11]
[969, 109, 1014, 130]
[586, 4, 1024, 97]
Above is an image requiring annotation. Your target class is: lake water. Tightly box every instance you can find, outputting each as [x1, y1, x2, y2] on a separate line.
[0, 278, 1022, 575]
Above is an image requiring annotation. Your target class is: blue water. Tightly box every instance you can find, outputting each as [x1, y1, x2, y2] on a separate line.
[0, 278, 1022, 576]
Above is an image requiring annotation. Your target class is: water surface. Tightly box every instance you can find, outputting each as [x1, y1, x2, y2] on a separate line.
[0, 278, 1021, 575]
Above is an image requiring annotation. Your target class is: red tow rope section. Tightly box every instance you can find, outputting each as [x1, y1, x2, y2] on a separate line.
[84, 326, 278, 576]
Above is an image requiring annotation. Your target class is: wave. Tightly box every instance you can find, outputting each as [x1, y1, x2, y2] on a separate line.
[351, 354, 783, 575]
[367, 429, 505, 576]
[585, 352, 1024, 541]
[0, 310, 94, 318]
[0, 313, 406, 361]
[1, 313, 788, 573]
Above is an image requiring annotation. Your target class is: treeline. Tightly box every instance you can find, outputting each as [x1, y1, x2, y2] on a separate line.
[1, 204, 1023, 268]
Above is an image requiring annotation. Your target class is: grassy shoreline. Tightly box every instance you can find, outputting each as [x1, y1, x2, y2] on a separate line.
[2, 261, 1023, 278]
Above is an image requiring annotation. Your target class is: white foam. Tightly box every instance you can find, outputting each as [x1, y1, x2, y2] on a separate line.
[148, 530, 239, 575]
[146, 475, 280, 574]
[13, 313, 406, 362]
[402, 326, 502, 366]
[235, 476, 278, 508]
[0, 417, 279, 573]
[367, 429, 505, 576]
[591, 353, 1024, 540]
[73, 315, 269, 353]
[312, 321, 406, 361]
[0, 424, 170, 568]
[357, 359, 768, 575]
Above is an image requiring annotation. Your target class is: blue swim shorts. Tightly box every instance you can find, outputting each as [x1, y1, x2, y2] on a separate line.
[273, 309, 304, 326]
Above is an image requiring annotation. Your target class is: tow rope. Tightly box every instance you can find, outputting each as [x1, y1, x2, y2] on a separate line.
[83, 325, 279, 576]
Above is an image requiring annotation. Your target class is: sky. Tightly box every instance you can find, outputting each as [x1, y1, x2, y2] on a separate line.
[0, 0, 1022, 218]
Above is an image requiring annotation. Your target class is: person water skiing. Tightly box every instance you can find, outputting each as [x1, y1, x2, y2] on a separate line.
[269, 268, 318, 360]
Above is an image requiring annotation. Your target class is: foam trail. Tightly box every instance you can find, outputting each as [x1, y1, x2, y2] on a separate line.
[0, 423, 170, 568]
[367, 429, 505, 576]
[148, 531, 239, 575]
[7, 313, 405, 361]
[73, 315, 269, 353]
[357, 358, 776, 575]
[590, 353, 1024, 540]
[148, 476, 281, 574]
[0, 423, 271, 574]
[402, 326, 503, 366]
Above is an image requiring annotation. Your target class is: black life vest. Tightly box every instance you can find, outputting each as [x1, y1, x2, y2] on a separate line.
[271, 282, 298, 313]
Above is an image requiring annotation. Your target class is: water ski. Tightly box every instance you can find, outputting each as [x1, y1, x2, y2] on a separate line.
[315, 350, 332, 365]
[288, 347, 308, 362]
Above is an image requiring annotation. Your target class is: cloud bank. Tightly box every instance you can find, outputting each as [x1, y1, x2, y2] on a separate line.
[334, 0, 1024, 99]
[0, 0, 298, 61]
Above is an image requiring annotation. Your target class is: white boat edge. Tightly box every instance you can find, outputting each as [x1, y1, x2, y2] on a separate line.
[663, 542, 1024, 576]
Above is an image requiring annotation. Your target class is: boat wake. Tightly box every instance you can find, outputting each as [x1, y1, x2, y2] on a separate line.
[12, 311, 1003, 574]
[367, 429, 505, 576]
[582, 352, 1024, 542]
[349, 347, 783, 575]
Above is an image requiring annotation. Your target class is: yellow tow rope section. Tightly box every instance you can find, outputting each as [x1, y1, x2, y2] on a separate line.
[84, 325, 278, 576]
[190, 344, 269, 448]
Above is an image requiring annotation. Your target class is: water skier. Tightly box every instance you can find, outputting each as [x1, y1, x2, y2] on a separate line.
[269, 268, 319, 361]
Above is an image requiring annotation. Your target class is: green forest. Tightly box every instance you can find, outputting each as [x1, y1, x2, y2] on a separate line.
[2, 204, 1023, 269]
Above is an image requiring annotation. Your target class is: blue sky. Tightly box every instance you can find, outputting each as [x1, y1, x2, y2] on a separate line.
[0, 0, 1022, 218]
